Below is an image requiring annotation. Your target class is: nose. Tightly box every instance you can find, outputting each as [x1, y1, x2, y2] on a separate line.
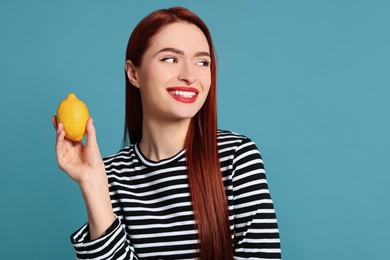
[178, 61, 196, 85]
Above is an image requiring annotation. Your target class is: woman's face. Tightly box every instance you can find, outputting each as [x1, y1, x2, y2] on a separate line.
[126, 22, 211, 123]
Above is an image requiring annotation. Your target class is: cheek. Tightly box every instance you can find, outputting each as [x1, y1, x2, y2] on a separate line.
[140, 65, 173, 88]
[200, 70, 212, 92]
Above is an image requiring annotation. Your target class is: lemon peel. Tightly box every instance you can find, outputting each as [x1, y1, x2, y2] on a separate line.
[56, 93, 90, 142]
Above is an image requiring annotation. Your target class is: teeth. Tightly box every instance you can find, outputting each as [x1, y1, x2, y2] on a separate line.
[169, 90, 196, 98]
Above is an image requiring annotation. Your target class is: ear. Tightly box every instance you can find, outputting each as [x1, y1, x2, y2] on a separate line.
[125, 60, 140, 88]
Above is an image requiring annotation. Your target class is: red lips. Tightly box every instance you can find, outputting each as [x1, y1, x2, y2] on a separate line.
[167, 87, 199, 103]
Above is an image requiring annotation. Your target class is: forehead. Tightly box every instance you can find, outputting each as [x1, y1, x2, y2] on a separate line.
[147, 22, 210, 54]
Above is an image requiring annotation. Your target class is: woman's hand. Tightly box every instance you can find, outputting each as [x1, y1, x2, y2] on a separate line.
[52, 115, 115, 239]
[52, 116, 105, 185]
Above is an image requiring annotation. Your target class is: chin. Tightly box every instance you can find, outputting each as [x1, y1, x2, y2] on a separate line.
[170, 111, 199, 121]
[171, 105, 202, 119]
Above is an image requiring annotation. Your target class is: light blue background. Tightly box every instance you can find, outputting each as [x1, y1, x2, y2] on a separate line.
[1, 0, 389, 259]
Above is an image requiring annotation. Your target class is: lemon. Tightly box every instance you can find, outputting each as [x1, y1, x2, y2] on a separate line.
[56, 93, 90, 142]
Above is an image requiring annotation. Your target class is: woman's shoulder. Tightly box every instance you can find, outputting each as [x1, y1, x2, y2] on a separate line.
[217, 129, 254, 144]
[102, 144, 136, 167]
[217, 130, 265, 175]
[217, 129, 260, 154]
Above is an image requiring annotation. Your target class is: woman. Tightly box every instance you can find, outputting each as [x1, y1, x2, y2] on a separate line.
[53, 7, 281, 260]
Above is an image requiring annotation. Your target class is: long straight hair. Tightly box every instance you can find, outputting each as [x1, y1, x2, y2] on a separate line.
[123, 7, 233, 259]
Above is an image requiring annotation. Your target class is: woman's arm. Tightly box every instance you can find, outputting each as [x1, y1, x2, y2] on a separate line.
[53, 116, 115, 239]
[231, 137, 282, 259]
[53, 116, 137, 259]
[71, 216, 137, 259]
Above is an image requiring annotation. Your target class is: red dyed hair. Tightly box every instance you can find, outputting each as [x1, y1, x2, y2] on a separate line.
[123, 7, 233, 259]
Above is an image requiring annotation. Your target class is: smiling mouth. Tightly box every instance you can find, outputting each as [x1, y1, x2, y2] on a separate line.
[167, 87, 199, 103]
[169, 90, 197, 98]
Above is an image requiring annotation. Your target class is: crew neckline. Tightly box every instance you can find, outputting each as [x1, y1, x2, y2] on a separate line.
[134, 143, 186, 167]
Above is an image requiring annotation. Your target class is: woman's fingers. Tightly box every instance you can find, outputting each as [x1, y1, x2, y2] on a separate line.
[84, 117, 104, 169]
[85, 118, 98, 149]
[55, 122, 68, 159]
[52, 115, 63, 152]
[56, 124, 64, 150]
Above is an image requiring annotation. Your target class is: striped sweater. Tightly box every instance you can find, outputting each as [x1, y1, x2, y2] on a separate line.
[71, 130, 281, 259]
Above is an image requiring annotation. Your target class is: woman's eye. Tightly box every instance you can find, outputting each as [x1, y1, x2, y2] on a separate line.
[196, 60, 210, 67]
[160, 57, 177, 63]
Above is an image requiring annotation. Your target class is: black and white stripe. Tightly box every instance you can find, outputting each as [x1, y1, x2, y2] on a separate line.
[71, 130, 281, 259]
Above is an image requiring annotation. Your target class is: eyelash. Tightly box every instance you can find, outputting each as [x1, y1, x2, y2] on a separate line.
[196, 60, 210, 67]
[160, 57, 178, 63]
[159, 57, 210, 67]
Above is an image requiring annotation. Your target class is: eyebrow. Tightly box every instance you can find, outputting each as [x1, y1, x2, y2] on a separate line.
[155, 47, 210, 58]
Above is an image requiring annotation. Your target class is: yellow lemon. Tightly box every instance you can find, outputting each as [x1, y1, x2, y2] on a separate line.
[56, 93, 90, 142]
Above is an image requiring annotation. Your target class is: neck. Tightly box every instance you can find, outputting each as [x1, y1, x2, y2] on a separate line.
[139, 118, 191, 162]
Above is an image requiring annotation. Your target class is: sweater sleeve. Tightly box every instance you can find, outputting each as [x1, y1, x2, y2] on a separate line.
[232, 137, 282, 259]
[71, 216, 138, 260]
